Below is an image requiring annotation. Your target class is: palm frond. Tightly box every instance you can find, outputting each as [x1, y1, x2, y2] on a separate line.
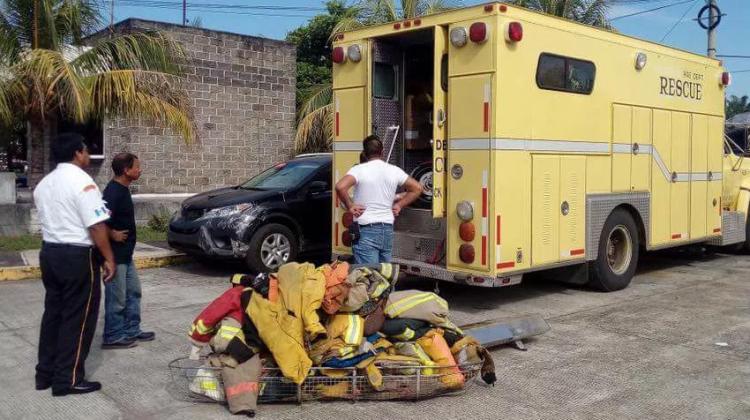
[420, 0, 460, 16]
[297, 83, 332, 124]
[73, 31, 185, 75]
[15, 48, 87, 122]
[54, 0, 102, 45]
[0, 10, 22, 64]
[85, 69, 195, 141]
[295, 103, 333, 154]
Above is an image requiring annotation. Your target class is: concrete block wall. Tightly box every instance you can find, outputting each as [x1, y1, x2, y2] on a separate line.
[87, 19, 297, 194]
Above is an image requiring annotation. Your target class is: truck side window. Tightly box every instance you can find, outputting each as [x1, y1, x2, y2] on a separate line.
[536, 53, 596, 95]
[374, 63, 397, 99]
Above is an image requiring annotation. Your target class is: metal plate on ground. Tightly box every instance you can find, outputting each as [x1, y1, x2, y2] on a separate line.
[463, 315, 551, 349]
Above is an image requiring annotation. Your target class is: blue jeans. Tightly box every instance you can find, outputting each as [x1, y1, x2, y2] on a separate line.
[103, 261, 142, 343]
[353, 223, 394, 264]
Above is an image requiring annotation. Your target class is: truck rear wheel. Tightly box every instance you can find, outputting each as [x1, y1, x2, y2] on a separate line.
[589, 208, 639, 292]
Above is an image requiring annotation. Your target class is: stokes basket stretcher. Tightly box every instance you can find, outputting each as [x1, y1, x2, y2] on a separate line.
[169, 357, 482, 404]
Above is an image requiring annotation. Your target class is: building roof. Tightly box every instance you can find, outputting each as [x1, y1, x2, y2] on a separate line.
[727, 112, 750, 126]
[86, 18, 293, 48]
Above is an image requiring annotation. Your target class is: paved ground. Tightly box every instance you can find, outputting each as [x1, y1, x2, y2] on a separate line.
[0, 249, 749, 420]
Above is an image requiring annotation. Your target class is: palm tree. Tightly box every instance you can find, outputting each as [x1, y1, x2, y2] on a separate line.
[507, 0, 611, 28]
[295, 0, 458, 153]
[0, 0, 194, 186]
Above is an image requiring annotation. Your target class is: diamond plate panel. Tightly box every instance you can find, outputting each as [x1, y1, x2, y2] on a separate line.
[394, 208, 445, 236]
[586, 192, 650, 260]
[372, 41, 403, 167]
[393, 231, 443, 263]
[708, 211, 746, 246]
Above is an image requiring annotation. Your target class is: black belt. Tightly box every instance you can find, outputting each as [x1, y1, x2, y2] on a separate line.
[359, 223, 393, 227]
[42, 242, 92, 249]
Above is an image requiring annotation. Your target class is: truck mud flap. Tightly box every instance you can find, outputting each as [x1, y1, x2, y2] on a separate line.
[462, 315, 551, 351]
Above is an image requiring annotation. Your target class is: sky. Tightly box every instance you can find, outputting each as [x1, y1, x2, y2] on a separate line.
[109, 0, 750, 97]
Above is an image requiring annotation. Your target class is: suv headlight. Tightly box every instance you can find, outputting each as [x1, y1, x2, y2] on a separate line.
[199, 203, 253, 220]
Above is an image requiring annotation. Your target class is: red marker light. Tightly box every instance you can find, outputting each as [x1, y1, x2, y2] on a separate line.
[332, 47, 345, 64]
[469, 22, 488, 43]
[507, 22, 523, 42]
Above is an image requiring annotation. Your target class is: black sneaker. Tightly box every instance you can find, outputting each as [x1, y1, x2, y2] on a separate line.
[52, 380, 102, 396]
[130, 331, 156, 342]
[101, 338, 138, 349]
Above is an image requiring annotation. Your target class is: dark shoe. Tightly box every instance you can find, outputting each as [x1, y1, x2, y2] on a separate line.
[130, 331, 156, 342]
[35, 380, 51, 391]
[101, 338, 137, 349]
[235, 410, 255, 417]
[52, 380, 102, 396]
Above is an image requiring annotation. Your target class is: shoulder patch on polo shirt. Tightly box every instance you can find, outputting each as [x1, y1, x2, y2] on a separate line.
[83, 184, 97, 192]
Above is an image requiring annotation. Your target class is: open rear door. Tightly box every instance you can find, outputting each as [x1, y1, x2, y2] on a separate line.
[432, 26, 449, 218]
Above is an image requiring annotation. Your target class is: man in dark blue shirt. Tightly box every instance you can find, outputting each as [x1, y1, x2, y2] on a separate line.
[101, 153, 155, 349]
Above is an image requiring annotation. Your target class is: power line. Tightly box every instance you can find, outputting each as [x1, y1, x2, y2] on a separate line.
[730, 69, 750, 73]
[718, 55, 750, 59]
[660, 0, 698, 42]
[114, 1, 319, 18]
[116, 0, 324, 12]
[610, 0, 696, 21]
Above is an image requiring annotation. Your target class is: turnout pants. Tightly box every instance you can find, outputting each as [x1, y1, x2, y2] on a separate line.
[36, 243, 101, 391]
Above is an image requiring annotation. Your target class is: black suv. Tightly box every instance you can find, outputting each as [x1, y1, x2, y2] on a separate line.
[168, 154, 332, 272]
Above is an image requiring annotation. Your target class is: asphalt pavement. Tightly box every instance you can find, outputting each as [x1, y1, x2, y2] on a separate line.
[0, 249, 748, 419]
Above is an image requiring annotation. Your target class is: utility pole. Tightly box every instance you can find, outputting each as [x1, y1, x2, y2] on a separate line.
[182, 0, 187, 26]
[110, 0, 115, 33]
[707, 0, 718, 58]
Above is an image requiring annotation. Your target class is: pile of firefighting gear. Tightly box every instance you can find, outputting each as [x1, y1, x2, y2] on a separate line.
[185, 262, 496, 417]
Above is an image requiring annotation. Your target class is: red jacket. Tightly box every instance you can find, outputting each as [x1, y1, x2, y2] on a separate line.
[189, 286, 245, 344]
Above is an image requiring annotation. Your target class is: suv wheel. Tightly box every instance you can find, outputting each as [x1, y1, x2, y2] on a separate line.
[246, 223, 298, 273]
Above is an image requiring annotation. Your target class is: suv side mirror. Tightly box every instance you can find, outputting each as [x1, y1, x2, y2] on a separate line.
[308, 181, 328, 195]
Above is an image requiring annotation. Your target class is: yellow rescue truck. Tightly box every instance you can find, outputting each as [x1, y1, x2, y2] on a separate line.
[331, 2, 745, 291]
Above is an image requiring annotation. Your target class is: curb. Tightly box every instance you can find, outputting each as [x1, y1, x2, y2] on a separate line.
[0, 253, 189, 282]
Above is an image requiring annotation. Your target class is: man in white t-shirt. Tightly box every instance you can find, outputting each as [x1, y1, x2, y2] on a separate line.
[335, 135, 422, 263]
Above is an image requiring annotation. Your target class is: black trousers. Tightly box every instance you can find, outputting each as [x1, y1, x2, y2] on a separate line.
[36, 243, 101, 390]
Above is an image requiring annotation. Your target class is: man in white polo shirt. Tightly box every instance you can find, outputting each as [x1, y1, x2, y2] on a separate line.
[335, 135, 422, 263]
[33, 133, 116, 397]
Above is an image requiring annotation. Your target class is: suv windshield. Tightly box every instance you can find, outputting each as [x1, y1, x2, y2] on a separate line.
[240, 161, 321, 190]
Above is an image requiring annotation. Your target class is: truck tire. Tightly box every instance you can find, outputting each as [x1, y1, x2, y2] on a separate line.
[245, 223, 298, 273]
[589, 208, 639, 292]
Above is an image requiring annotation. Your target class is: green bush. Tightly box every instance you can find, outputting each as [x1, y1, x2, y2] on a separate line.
[146, 209, 173, 233]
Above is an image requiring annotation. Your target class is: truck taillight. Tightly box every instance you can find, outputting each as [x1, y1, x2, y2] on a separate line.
[342, 230, 352, 247]
[332, 47, 345, 64]
[469, 22, 488, 43]
[721, 72, 731, 86]
[459, 244, 475, 264]
[459, 222, 476, 242]
[506, 21, 523, 42]
[342, 212, 354, 228]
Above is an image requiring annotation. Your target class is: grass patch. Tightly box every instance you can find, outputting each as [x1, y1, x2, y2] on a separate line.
[0, 234, 42, 252]
[137, 226, 167, 243]
[0, 226, 167, 252]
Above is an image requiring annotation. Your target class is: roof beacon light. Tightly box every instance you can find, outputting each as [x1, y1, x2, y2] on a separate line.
[505, 21, 523, 42]
[347, 44, 362, 63]
[450, 26, 468, 48]
[469, 22, 488, 43]
[721, 71, 732, 87]
[332, 46, 346, 64]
